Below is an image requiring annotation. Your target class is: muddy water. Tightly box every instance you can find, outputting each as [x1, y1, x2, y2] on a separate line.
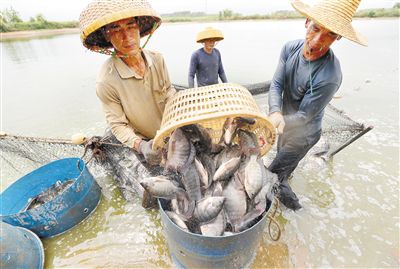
[1, 19, 398, 268]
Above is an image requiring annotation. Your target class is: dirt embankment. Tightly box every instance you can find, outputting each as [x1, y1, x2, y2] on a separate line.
[1, 28, 80, 41]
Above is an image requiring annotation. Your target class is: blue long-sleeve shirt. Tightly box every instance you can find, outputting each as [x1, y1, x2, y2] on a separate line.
[269, 39, 342, 140]
[188, 48, 228, 88]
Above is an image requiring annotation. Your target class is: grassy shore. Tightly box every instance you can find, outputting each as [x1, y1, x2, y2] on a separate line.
[1, 6, 398, 41]
[1, 28, 79, 41]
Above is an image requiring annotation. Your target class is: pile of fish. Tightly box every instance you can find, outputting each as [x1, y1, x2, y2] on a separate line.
[140, 117, 278, 236]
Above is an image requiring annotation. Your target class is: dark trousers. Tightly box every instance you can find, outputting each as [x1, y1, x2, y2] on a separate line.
[268, 129, 321, 183]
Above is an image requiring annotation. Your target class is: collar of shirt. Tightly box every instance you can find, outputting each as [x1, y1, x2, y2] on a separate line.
[113, 50, 154, 79]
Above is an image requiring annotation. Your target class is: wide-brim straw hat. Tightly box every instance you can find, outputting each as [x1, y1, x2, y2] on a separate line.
[196, 27, 224, 43]
[79, 0, 162, 51]
[291, 0, 368, 46]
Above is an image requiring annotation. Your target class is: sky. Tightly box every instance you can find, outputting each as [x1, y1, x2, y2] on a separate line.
[1, 0, 398, 21]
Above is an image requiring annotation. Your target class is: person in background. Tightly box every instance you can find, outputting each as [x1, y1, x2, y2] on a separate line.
[79, 0, 175, 207]
[188, 27, 228, 88]
[267, 0, 367, 210]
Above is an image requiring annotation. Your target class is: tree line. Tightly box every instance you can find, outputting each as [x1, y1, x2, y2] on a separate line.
[1, 5, 399, 33]
[1, 8, 78, 32]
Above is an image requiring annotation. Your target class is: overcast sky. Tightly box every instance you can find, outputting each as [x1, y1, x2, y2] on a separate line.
[1, 0, 398, 21]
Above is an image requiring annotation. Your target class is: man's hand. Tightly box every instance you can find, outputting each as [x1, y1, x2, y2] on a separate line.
[138, 139, 161, 166]
[268, 112, 285, 134]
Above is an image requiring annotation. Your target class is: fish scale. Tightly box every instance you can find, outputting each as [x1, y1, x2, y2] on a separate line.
[244, 155, 263, 199]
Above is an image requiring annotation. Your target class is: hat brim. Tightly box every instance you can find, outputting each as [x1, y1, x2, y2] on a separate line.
[291, 0, 368, 46]
[196, 28, 224, 43]
[80, 9, 161, 49]
[197, 37, 224, 43]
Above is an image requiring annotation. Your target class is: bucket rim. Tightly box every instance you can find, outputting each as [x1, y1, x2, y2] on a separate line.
[3, 223, 46, 269]
[0, 158, 89, 217]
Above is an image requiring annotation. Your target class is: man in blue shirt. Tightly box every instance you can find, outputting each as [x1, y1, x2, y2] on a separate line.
[268, 0, 367, 210]
[188, 27, 228, 88]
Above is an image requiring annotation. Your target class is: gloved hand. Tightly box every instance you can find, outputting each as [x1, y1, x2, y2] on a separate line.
[268, 112, 285, 134]
[138, 139, 161, 166]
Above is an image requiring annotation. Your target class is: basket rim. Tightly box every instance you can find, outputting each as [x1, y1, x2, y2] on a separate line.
[153, 112, 275, 156]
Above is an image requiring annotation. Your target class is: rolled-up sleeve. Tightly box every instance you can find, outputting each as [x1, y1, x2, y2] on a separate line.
[96, 82, 139, 147]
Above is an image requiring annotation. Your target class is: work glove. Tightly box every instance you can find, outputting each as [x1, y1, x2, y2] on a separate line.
[138, 139, 161, 166]
[268, 112, 285, 134]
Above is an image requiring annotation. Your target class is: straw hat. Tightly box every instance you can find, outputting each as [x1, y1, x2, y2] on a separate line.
[79, 0, 161, 51]
[291, 0, 367, 46]
[196, 27, 224, 43]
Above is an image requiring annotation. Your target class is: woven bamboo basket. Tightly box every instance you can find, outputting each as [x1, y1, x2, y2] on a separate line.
[153, 83, 276, 156]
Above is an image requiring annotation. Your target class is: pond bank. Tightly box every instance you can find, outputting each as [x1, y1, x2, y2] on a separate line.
[1, 28, 79, 41]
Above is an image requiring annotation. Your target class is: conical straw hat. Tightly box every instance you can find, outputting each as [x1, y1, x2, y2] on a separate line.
[291, 0, 368, 46]
[196, 27, 224, 43]
[79, 0, 161, 51]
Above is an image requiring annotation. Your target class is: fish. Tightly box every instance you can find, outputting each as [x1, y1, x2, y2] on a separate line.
[166, 211, 190, 232]
[194, 157, 210, 190]
[222, 174, 247, 226]
[213, 156, 241, 182]
[200, 209, 226, 236]
[199, 153, 216, 187]
[213, 145, 241, 168]
[181, 124, 213, 154]
[238, 129, 260, 156]
[141, 176, 195, 218]
[222, 117, 256, 146]
[181, 163, 202, 202]
[140, 176, 184, 199]
[166, 128, 195, 173]
[233, 207, 265, 233]
[244, 155, 264, 199]
[23, 179, 75, 211]
[193, 196, 225, 223]
[222, 117, 237, 146]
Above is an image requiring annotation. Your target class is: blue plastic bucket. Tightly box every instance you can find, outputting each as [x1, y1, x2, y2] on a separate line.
[0, 221, 44, 269]
[159, 199, 270, 269]
[0, 158, 101, 238]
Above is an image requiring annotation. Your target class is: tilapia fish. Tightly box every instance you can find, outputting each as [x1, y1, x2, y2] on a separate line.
[141, 176, 194, 218]
[140, 176, 184, 199]
[222, 174, 247, 225]
[193, 196, 225, 223]
[181, 163, 202, 202]
[166, 211, 189, 232]
[213, 156, 241, 182]
[166, 128, 195, 173]
[244, 155, 264, 199]
[152, 121, 279, 236]
[238, 129, 260, 156]
[23, 179, 75, 211]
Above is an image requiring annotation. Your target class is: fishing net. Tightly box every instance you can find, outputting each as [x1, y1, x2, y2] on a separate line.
[0, 83, 372, 190]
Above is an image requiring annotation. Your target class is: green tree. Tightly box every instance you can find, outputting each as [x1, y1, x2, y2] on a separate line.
[35, 14, 47, 23]
[222, 9, 233, 19]
[1, 7, 22, 23]
[393, 3, 400, 8]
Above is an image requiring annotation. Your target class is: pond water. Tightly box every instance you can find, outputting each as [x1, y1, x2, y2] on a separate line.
[1, 18, 399, 268]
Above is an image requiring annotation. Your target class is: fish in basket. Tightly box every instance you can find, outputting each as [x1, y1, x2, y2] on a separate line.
[139, 83, 281, 268]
